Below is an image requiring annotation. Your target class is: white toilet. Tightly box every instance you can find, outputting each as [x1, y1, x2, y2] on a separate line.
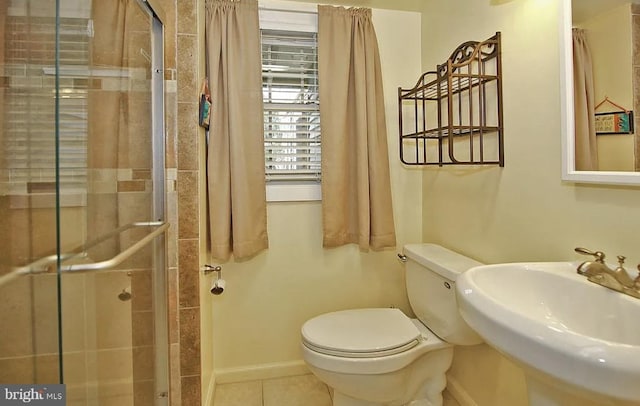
[300, 244, 484, 406]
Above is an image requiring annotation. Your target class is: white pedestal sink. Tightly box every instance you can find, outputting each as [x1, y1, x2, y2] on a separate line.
[456, 262, 640, 406]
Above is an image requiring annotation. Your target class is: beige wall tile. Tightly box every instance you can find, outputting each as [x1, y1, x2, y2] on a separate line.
[133, 379, 155, 406]
[0, 198, 11, 274]
[170, 342, 182, 406]
[178, 0, 198, 34]
[31, 275, 59, 355]
[60, 274, 87, 353]
[168, 267, 180, 344]
[177, 0, 197, 35]
[176, 35, 198, 103]
[167, 190, 179, 269]
[179, 307, 200, 376]
[94, 272, 133, 350]
[118, 191, 153, 225]
[97, 348, 134, 383]
[133, 346, 155, 381]
[86, 193, 118, 260]
[166, 92, 179, 170]
[7, 208, 31, 265]
[0, 277, 34, 358]
[0, 4, 5, 74]
[177, 102, 199, 171]
[97, 380, 134, 406]
[178, 239, 199, 308]
[132, 311, 154, 347]
[62, 352, 88, 387]
[160, 0, 177, 71]
[181, 375, 202, 406]
[177, 171, 199, 239]
[88, 169, 118, 194]
[131, 269, 153, 312]
[66, 381, 90, 406]
[97, 394, 134, 406]
[0, 357, 35, 383]
[87, 91, 121, 169]
[34, 354, 60, 384]
[171, 0, 201, 402]
[118, 181, 147, 192]
[82, 275, 99, 354]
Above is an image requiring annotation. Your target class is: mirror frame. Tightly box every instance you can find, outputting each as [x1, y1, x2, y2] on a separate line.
[560, 0, 640, 186]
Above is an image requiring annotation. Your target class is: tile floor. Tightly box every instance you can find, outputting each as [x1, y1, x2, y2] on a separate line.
[212, 374, 461, 406]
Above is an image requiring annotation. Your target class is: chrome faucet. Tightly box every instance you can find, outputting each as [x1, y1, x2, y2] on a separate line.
[575, 247, 640, 299]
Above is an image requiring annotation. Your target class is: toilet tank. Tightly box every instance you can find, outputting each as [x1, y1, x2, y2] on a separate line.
[404, 244, 483, 345]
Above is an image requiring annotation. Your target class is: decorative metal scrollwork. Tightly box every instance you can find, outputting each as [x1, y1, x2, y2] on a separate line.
[397, 32, 504, 167]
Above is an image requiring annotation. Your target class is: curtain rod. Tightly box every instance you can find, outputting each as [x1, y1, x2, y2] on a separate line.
[259, 6, 317, 15]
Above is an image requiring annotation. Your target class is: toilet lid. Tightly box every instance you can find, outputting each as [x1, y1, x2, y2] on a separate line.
[301, 308, 421, 358]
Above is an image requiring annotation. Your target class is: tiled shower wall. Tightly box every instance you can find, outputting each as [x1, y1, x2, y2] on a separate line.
[158, 0, 203, 404]
[0, 0, 203, 403]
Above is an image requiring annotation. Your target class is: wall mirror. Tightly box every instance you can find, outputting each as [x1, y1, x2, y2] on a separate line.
[561, 0, 640, 185]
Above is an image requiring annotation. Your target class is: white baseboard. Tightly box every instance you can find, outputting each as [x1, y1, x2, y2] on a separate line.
[446, 374, 479, 406]
[215, 360, 310, 384]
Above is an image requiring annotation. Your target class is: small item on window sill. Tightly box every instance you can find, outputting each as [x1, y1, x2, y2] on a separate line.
[199, 77, 212, 130]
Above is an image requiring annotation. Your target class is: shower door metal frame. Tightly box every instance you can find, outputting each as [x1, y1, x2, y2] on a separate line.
[135, 0, 170, 403]
[145, 0, 170, 403]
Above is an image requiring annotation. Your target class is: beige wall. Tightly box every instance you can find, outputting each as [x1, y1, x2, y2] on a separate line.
[204, 0, 640, 403]
[421, 0, 640, 405]
[208, 7, 423, 380]
[198, 0, 214, 401]
[286, 0, 422, 11]
[579, 4, 635, 171]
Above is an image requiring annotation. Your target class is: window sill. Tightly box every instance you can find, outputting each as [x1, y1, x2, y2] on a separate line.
[266, 182, 321, 202]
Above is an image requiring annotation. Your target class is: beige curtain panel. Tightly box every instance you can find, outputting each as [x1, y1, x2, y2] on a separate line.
[205, 0, 268, 261]
[572, 28, 598, 171]
[318, 6, 396, 251]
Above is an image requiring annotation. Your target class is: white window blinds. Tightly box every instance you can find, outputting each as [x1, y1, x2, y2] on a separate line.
[4, 15, 89, 195]
[261, 27, 320, 183]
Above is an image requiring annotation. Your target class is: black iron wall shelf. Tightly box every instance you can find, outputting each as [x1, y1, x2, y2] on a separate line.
[398, 32, 504, 167]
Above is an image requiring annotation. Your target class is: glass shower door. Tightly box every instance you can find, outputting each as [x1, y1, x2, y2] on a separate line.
[0, 0, 67, 386]
[0, 1, 168, 405]
[57, 0, 168, 405]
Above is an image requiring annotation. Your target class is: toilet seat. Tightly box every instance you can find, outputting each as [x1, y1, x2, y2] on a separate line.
[301, 309, 452, 375]
[301, 308, 421, 358]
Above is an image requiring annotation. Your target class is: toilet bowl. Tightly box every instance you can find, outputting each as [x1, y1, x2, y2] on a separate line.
[302, 309, 453, 406]
[301, 244, 483, 406]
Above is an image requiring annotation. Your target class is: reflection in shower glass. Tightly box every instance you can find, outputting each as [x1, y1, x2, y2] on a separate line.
[0, 1, 168, 404]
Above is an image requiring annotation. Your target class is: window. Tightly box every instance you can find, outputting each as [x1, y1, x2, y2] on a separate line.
[259, 5, 321, 201]
[4, 11, 90, 202]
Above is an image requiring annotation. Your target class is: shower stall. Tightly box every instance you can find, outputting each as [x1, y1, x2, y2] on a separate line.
[0, 0, 169, 405]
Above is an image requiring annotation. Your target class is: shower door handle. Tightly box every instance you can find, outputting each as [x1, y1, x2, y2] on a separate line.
[60, 221, 169, 273]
